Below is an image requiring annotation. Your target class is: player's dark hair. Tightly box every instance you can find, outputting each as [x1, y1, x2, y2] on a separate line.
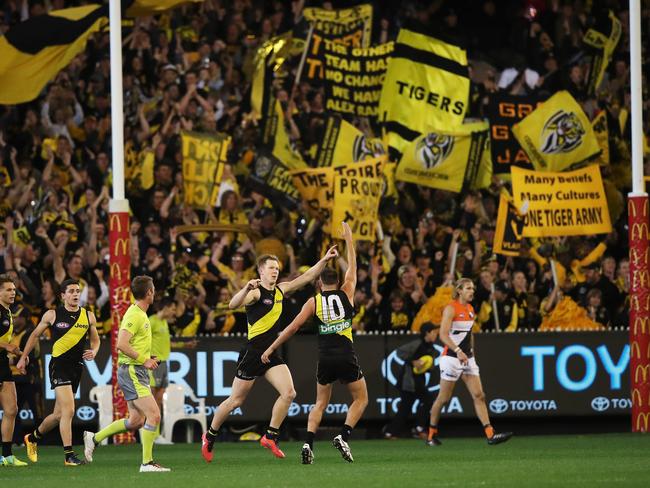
[60, 278, 80, 295]
[131, 275, 154, 299]
[320, 267, 339, 286]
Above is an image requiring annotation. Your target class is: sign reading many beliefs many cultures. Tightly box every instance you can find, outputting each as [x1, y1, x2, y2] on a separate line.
[511, 165, 612, 237]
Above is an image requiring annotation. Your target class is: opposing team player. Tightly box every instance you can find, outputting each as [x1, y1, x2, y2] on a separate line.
[426, 278, 512, 446]
[18, 279, 100, 466]
[261, 222, 368, 464]
[201, 245, 339, 462]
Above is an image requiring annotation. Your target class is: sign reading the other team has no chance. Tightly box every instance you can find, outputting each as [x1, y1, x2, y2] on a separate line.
[511, 165, 612, 237]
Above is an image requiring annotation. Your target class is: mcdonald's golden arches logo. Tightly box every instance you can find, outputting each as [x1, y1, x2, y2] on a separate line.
[631, 222, 650, 241]
[113, 238, 129, 256]
[110, 263, 123, 282]
[632, 269, 650, 290]
[631, 341, 642, 359]
[630, 247, 650, 267]
[635, 412, 650, 431]
[633, 316, 650, 335]
[632, 388, 643, 405]
[109, 214, 123, 233]
[635, 364, 650, 383]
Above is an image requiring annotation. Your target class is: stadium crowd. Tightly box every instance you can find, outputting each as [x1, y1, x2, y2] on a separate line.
[0, 0, 647, 357]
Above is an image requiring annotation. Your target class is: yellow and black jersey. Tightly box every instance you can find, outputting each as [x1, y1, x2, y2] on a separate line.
[314, 290, 355, 353]
[51, 306, 90, 363]
[0, 304, 13, 360]
[246, 286, 284, 349]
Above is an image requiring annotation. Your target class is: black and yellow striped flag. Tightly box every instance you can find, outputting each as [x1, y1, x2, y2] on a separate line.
[0, 5, 108, 105]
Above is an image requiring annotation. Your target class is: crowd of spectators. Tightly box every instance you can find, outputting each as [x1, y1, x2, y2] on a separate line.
[0, 0, 648, 342]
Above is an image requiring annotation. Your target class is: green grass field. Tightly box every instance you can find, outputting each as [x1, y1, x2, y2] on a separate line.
[1, 434, 649, 487]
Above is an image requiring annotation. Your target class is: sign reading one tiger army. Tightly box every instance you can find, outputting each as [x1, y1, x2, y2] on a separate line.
[512, 91, 601, 172]
[511, 165, 611, 237]
[181, 131, 230, 208]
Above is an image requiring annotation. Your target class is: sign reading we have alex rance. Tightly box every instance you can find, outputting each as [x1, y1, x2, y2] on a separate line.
[511, 165, 612, 237]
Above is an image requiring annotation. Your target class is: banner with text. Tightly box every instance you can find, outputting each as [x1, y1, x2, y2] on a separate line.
[248, 151, 301, 210]
[511, 165, 612, 237]
[182, 131, 229, 208]
[493, 192, 525, 256]
[305, 31, 393, 117]
[512, 91, 601, 172]
[487, 93, 542, 177]
[331, 175, 382, 241]
[379, 28, 469, 155]
[303, 4, 372, 45]
[290, 166, 334, 228]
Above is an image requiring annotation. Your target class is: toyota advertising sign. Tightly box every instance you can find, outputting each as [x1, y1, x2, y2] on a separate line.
[26, 331, 629, 425]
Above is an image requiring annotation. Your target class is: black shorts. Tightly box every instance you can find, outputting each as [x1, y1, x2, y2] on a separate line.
[316, 350, 363, 385]
[235, 345, 285, 381]
[49, 358, 83, 391]
[0, 353, 12, 383]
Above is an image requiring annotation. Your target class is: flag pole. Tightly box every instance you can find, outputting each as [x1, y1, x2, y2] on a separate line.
[108, 0, 134, 443]
[627, 0, 650, 433]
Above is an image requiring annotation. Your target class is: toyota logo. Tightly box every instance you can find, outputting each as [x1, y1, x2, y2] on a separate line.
[76, 406, 96, 421]
[489, 399, 508, 414]
[591, 397, 610, 412]
[288, 402, 300, 417]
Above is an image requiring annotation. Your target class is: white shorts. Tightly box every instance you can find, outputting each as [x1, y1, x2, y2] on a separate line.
[439, 355, 480, 382]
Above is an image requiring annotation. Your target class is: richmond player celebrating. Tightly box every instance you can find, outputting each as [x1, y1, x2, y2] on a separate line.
[18, 279, 100, 466]
[262, 222, 368, 464]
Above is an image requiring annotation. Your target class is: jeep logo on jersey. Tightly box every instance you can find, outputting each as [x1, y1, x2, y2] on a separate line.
[540, 110, 585, 154]
[55, 322, 70, 329]
[416, 133, 454, 170]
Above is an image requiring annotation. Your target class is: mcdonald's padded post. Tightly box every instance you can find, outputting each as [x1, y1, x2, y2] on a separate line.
[628, 196, 650, 432]
[108, 0, 133, 444]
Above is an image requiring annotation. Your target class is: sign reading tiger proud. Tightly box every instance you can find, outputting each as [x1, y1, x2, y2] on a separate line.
[331, 175, 382, 241]
[379, 28, 469, 155]
[487, 93, 543, 177]
[249, 151, 301, 210]
[305, 32, 394, 117]
[512, 91, 601, 172]
[511, 165, 612, 237]
[395, 121, 489, 193]
[181, 131, 230, 208]
[313, 115, 385, 167]
[493, 192, 525, 256]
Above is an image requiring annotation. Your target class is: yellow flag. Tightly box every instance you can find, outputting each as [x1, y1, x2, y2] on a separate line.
[181, 131, 230, 208]
[395, 122, 489, 193]
[379, 28, 469, 154]
[493, 191, 525, 256]
[126, 0, 204, 17]
[290, 167, 335, 230]
[315, 116, 384, 166]
[250, 33, 292, 120]
[583, 10, 621, 95]
[303, 4, 373, 46]
[271, 101, 306, 170]
[511, 165, 611, 237]
[331, 175, 382, 241]
[512, 91, 601, 172]
[0, 5, 108, 105]
[592, 110, 610, 166]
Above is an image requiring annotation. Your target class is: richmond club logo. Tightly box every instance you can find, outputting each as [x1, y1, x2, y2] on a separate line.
[540, 110, 585, 154]
[416, 133, 454, 170]
[352, 135, 384, 162]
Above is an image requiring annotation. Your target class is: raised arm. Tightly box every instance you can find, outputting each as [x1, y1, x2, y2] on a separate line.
[16, 309, 55, 372]
[229, 279, 261, 309]
[261, 298, 315, 363]
[340, 222, 356, 303]
[278, 245, 338, 295]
